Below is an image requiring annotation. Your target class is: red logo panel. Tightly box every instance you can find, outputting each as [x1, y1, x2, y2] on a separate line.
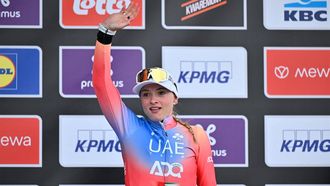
[60, 0, 144, 29]
[264, 47, 330, 98]
[0, 116, 42, 167]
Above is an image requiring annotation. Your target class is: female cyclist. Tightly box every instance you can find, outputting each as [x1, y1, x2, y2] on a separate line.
[92, 2, 216, 186]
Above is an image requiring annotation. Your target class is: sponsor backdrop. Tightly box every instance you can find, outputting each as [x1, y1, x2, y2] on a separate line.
[0, 0, 329, 185]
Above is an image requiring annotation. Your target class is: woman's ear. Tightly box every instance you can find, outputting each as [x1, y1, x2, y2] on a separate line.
[173, 98, 179, 105]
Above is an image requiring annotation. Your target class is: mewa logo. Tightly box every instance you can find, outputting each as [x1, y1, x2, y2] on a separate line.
[0, 116, 42, 167]
[274, 65, 330, 79]
[265, 47, 330, 97]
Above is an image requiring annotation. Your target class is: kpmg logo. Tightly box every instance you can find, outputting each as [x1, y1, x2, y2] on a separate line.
[265, 115, 330, 167]
[180, 0, 228, 21]
[0, 46, 42, 98]
[280, 130, 330, 152]
[0, 0, 42, 28]
[284, 0, 327, 22]
[60, 0, 145, 29]
[0, 115, 42, 167]
[162, 46, 247, 98]
[59, 115, 124, 167]
[75, 129, 121, 153]
[264, 47, 330, 98]
[264, 0, 330, 30]
[179, 115, 248, 167]
[178, 61, 232, 84]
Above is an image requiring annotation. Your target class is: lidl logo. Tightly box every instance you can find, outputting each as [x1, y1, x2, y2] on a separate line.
[0, 55, 16, 88]
[0, 46, 42, 98]
[60, 0, 145, 29]
[264, 47, 330, 98]
[0, 115, 42, 167]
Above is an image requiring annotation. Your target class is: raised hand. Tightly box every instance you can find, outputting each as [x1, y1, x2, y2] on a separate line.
[101, 2, 140, 31]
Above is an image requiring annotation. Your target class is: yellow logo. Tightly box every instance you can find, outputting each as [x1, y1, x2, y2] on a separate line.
[0, 55, 16, 88]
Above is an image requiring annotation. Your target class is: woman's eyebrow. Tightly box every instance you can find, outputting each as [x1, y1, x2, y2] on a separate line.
[156, 88, 168, 91]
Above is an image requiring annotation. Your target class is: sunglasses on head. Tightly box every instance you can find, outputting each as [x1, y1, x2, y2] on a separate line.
[136, 67, 175, 84]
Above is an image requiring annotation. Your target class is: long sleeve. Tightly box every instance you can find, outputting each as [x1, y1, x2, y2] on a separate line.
[92, 38, 138, 139]
[195, 126, 217, 186]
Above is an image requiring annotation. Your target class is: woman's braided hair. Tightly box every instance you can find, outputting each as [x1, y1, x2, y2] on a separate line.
[173, 116, 197, 143]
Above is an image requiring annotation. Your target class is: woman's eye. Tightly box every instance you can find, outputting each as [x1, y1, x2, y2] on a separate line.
[140, 92, 149, 97]
[158, 90, 167, 95]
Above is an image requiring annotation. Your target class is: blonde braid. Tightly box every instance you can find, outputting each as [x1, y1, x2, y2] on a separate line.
[173, 116, 197, 143]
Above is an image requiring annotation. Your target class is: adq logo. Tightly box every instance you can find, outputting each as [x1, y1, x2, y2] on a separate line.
[274, 66, 289, 79]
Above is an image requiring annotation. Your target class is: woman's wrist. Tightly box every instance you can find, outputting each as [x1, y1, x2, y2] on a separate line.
[98, 23, 117, 36]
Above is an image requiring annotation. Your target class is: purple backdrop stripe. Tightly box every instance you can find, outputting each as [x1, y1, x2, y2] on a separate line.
[60, 46, 145, 98]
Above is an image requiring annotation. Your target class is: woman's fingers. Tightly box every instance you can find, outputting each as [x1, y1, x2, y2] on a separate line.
[102, 2, 140, 30]
[130, 3, 140, 20]
[123, 2, 139, 20]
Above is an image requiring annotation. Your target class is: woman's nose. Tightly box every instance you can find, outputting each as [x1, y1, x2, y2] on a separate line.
[149, 94, 159, 104]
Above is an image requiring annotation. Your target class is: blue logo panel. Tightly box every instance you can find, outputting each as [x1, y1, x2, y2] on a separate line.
[0, 46, 42, 97]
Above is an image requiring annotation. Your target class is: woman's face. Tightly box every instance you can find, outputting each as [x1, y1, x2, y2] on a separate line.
[139, 83, 178, 122]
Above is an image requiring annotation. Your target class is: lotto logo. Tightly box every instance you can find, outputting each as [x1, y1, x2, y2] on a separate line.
[264, 47, 330, 98]
[60, 0, 145, 29]
[0, 116, 42, 167]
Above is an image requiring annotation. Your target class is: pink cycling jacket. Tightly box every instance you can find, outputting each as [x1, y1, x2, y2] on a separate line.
[93, 40, 217, 186]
